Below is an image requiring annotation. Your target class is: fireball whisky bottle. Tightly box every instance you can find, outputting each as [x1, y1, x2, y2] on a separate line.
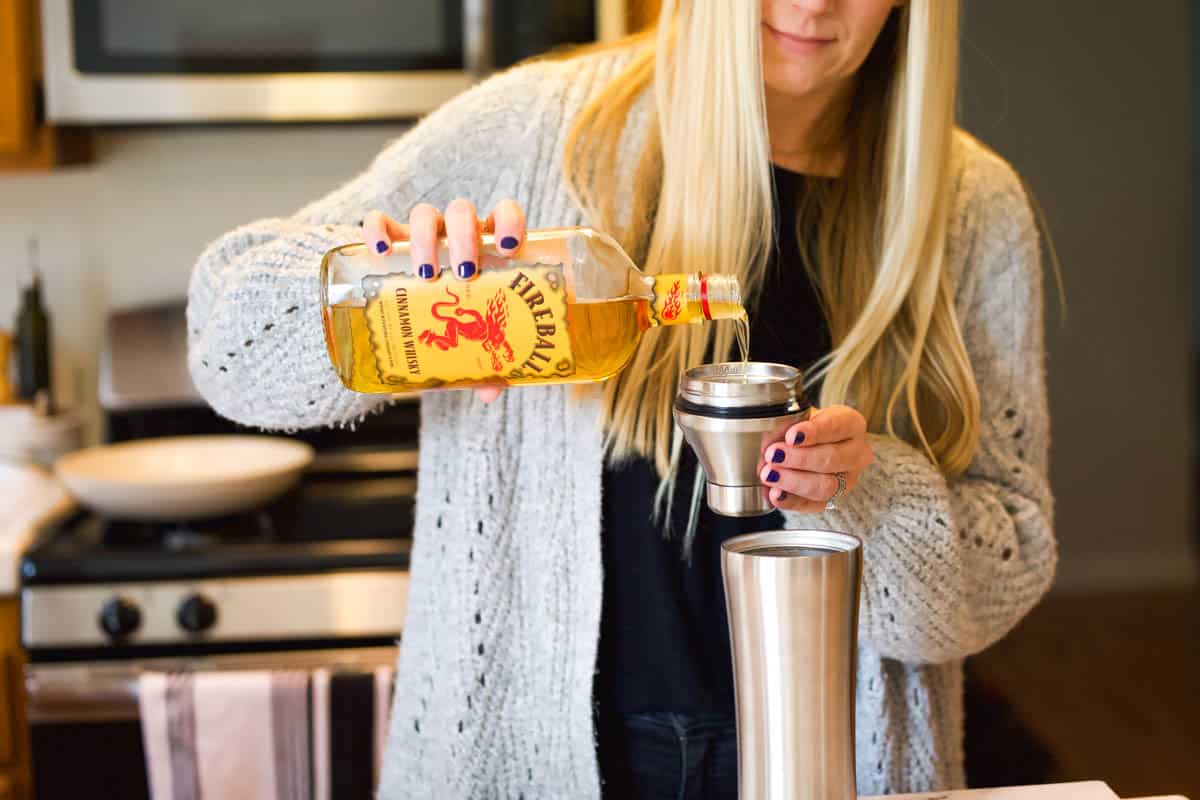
[321, 227, 744, 394]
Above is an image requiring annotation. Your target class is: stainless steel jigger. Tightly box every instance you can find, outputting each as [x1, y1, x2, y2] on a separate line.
[722, 529, 863, 800]
[673, 362, 810, 517]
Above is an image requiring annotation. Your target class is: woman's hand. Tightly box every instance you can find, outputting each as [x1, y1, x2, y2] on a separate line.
[362, 198, 527, 404]
[759, 405, 875, 513]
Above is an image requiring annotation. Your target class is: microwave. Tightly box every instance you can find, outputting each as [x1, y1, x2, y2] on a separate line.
[40, 0, 626, 124]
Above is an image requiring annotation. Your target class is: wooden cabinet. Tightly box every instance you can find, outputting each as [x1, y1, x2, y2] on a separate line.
[0, 0, 35, 156]
[627, 0, 661, 31]
[0, 600, 30, 800]
[0, 0, 88, 171]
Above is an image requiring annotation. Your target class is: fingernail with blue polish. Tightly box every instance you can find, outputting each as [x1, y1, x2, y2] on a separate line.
[457, 260, 477, 279]
[766, 470, 780, 483]
[500, 236, 519, 251]
[375, 241, 389, 254]
[418, 263, 435, 280]
[792, 431, 806, 446]
[776, 490, 787, 501]
[771, 448, 786, 464]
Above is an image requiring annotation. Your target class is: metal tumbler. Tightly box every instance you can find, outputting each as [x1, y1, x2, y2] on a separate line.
[673, 362, 810, 517]
[721, 529, 863, 800]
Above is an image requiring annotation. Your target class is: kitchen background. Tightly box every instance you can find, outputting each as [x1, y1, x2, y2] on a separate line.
[1, 0, 1197, 798]
[4, 1, 1194, 593]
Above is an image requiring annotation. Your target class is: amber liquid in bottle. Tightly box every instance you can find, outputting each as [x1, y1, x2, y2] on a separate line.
[322, 228, 745, 394]
[327, 298, 661, 394]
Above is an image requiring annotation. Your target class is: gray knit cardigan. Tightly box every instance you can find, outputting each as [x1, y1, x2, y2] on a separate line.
[187, 47, 1056, 798]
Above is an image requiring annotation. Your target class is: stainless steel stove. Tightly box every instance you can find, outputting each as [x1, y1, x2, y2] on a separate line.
[21, 490, 412, 656]
[21, 301, 418, 800]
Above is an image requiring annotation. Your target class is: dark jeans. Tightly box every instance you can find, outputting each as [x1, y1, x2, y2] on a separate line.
[598, 711, 738, 800]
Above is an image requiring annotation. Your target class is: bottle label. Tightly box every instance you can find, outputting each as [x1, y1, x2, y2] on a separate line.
[361, 264, 576, 387]
[650, 273, 700, 326]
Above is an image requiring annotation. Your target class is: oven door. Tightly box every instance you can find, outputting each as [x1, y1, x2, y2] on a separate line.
[25, 646, 397, 800]
[40, 0, 627, 123]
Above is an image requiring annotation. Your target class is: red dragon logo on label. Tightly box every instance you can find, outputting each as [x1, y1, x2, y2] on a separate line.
[418, 287, 515, 371]
[660, 280, 682, 321]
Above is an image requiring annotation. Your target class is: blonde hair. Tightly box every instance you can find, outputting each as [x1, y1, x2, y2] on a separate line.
[564, 0, 979, 479]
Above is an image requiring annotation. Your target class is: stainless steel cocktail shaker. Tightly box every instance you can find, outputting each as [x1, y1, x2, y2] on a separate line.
[721, 529, 863, 800]
[673, 362, 810, 517]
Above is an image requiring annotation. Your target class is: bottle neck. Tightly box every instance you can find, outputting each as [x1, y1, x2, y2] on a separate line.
[648, 273, 743, 326]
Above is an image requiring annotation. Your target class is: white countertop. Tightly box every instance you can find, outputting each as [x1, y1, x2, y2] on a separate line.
[868, 782, 1187, 800]
[867, 782, 1113, 800]
[0, 460, 75, 595]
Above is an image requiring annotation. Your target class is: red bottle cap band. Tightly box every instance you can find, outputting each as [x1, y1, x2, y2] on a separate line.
[699, 273, 713, 321]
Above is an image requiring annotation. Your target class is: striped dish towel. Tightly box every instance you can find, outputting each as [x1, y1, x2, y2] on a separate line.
[139, 667, 395, 800]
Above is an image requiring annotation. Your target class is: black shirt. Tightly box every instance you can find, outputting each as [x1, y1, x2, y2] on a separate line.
[596, 164, 832, 715]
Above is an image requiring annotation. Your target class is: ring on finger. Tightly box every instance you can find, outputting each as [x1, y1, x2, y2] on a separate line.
[825, 471, 848, 511]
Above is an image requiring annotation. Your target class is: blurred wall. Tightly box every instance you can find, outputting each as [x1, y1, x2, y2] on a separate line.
[960, 1, 1198, 591]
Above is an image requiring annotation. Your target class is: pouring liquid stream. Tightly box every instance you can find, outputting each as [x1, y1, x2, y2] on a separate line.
[732, 311, 751, 382]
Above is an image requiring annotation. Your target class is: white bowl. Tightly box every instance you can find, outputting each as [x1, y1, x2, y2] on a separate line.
[53, 435, 314, 520]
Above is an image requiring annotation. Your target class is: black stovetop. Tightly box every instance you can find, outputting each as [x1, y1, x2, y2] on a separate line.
[21, 477, 413, 585]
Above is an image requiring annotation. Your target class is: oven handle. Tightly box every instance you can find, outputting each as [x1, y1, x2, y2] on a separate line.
[302, 477, 416, 501]
[308, 448, 419, 474]
[25, 646, 398, 724]
[463, 0, 494, 76]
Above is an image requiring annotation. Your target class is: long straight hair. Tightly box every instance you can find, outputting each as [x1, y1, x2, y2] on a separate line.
[563, 0, 979, 480]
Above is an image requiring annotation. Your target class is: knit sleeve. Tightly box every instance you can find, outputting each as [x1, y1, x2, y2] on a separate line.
[186, 61, 552, 430]
[788, 149, 1057, 665]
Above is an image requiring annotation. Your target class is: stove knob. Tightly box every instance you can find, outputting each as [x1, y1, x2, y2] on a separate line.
[177, 594, 218, 634]
[98, 597, 141, 640]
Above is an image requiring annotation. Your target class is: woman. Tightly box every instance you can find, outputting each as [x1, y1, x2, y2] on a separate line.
[187, 0, 1056, 796]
